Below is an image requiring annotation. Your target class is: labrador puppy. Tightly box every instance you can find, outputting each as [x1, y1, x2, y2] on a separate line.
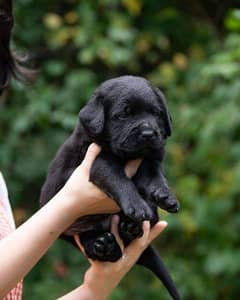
[40, 75, 181, 300]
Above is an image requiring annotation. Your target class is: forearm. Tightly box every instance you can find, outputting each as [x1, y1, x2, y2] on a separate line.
[57, 284, 108, 300]
[0, 189, 80, 297]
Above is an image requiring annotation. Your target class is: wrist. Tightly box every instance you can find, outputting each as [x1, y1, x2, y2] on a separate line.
[82, 266, 119, 300]
[82, 281, 110, 300]
[57, 284, 102, 300]
[51, 188, 84, 226]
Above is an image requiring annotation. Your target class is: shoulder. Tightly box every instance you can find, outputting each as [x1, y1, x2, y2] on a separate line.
[0, 172, 15, 229]
[0, 171, 8, 201]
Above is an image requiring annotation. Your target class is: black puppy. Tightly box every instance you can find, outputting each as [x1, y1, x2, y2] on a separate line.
[40, 75, 181, 300]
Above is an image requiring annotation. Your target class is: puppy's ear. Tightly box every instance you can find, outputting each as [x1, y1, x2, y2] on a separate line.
[79, 92, 105, 136]
[153, 87, 172, 137]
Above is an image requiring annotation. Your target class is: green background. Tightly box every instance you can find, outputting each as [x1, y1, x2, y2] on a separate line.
[0, 0, 240, 299]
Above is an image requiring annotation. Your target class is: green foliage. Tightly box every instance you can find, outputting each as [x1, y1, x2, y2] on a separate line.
[1, 1, 239, 299]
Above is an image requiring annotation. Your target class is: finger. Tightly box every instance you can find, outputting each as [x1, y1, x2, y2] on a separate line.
[138, 220, 151, 246]
[111, 215, 124, 252]
[124, 159, 142, 178]
[148, 221, 168, 243]
[81, 143, 101, 172]
[74, 234, 95, 264]
[74, 234, 86, 254]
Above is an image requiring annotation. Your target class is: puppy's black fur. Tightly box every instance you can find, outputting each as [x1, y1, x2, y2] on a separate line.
[40, 76, 181, 300]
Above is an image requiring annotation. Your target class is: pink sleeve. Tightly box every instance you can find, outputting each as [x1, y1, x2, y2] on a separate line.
[0, 172, 23, 300]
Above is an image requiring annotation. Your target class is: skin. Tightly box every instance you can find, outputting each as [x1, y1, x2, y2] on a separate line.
[0, 143, 167, 299]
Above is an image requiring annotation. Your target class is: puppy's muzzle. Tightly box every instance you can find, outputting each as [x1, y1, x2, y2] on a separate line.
[139, 122, 157, 141]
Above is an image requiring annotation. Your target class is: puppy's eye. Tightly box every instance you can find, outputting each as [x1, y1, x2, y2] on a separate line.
[124, 106, 132, 115]
[152, 109, 160, 116]
[153, 109, 165, 120]
[115, 106, 133, 120]
[116, 106, 132, 120]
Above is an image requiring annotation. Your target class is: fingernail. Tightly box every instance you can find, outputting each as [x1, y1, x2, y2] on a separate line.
[143, 220, 150, 229]
[112, 214, 120, 223]
[90, 143, 101, 151]
[160, 221, 168, 228]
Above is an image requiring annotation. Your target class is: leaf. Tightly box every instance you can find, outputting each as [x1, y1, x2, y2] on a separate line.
[121, 0, 142, 15]
[43, 13, 62, 29]
[225, 9, 240, 31]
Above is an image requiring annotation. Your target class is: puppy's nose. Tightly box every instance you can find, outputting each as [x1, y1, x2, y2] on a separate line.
[140, 123, 155, 139]
[141, 129, 155, 138]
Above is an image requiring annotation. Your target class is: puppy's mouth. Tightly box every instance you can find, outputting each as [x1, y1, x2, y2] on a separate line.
[118, 137, 165, 156]
[113, 143, 150, 159]
[113, 145, 157, 160]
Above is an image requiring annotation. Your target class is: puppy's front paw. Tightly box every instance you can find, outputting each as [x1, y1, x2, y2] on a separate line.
[122, 197, 154, 222]
[92, 232, 122, 262]
[152, 188, 180, 213]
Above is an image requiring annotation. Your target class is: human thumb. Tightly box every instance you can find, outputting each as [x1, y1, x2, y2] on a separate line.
[81, 143, 101, 172]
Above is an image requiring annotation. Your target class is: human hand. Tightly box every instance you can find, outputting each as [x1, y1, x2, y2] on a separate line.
[61, 143, 142, 219]
[73, 216, 168, 300]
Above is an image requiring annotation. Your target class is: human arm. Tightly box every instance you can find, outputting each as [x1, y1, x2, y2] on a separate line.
[58, 217, 167, 300]
[0, 144, 141, 297]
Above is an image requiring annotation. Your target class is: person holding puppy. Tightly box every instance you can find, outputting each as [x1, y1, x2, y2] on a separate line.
[0, 2, 167, 299]
[0, 144, 167, 299]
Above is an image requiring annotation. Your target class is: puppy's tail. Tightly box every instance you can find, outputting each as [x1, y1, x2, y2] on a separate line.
[0, 0, 34, 94]
[137, 246, 181, 300]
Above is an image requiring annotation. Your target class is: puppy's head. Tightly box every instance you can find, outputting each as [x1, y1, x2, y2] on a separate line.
[79, 76, 172, 159]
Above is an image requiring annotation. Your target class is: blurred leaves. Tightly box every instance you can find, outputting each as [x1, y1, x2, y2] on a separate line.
[122, 0, 143, 15]
[1, 0, 240, 299]
[225, 9, 240, 31]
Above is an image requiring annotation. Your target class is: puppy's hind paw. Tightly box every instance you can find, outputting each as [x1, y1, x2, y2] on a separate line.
[119, 218, 143, 242]
[92, 232, 122, 262]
